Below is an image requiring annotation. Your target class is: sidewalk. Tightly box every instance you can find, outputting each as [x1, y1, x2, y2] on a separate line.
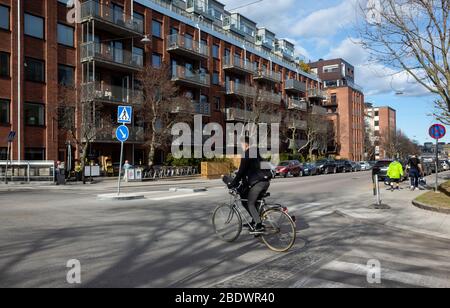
[336, 171, 450, 240]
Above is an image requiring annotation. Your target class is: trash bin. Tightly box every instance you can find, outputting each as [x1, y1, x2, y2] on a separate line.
[56, 169, 66, 185]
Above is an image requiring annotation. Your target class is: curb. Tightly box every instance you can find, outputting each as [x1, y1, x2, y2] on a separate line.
[97, 193, 146, 201]
[412, 199, 450, 215]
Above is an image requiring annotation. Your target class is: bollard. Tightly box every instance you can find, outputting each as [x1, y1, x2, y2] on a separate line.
[371, 174, 390, 209]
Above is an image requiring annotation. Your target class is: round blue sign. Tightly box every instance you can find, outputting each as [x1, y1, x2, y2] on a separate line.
[116, 125, 129, 143]
[429, 124, 446, 140]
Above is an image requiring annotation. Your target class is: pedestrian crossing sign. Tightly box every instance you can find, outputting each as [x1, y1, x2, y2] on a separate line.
[118, 106, 132, 124]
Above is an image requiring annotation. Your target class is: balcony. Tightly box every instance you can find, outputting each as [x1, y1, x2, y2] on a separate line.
[172, 66, 211, 88]
[307, 88, 327, 99]
[287, 98, 308, 111]
[223, 16, 247, 37]
[285, 79, 307, 94]
[223, 56, 256, 75]
[259, 90, 282, 105]
[167, 34, 209, 61]
[94, 127, 145, 143]
[312, 105, 328, 115]
[225, 108, 281, 123]
[172, 101, 211, 116]
[286, 117, 307, 130]
[253, 70, 282, 83]
[80, 0, 144, 36]
[226, 81, 256, 98]
[186, 0, 216, 21]
[80, 42, 143, 72]
[81, 82, 143, 105]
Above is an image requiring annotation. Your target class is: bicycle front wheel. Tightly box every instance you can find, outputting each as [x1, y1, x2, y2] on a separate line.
[212, 204, 242, 243]
[261, 209, 296, 252]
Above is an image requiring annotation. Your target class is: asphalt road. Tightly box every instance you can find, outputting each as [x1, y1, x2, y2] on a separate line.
[0, 171, 449, 288]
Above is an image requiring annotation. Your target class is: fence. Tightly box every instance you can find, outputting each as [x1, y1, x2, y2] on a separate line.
[0, 161, 55, 183]
[142, 166, 199, 180]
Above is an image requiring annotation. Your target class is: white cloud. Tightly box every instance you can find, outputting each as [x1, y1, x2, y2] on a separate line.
[326, 38, 430, 97]
[290, 0, 360, 38]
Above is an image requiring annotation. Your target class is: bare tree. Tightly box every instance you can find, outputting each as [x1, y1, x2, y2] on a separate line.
[364, 120, 377, 160]
[381, 129, 420, 159]
[57, 85, 113, 183]
[136, 64, 193, 166]
[297, 112, 330, 159]
[358, 0, 450, 123]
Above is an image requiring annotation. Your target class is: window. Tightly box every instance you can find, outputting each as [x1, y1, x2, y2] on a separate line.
[212, 72, 220, 85]
[0, 5, 9, 30]
[133, 46, 144, 66]
[200, 95, 208, 104]
[57, 23, 74, 47]
[25, 148, 45, 161]
[152, 53, 162, 68]
[0, 99, 10, 124]
[0, 148, 6, 160]
[25, 58, 45, 82]
[58, 0, 70, 5]
[24, 103, 45, 126]
[0, 52, 9, 77]
[170, 27, 178, 35]
[152, 20, 162, 38]
[113, 4, 124, 24]
[24, 14, 44, 39]
[214, 97, 221, 111]
[212, 44, 219, 58]
[374, 121, 380, 127]
[375, 110, 379, 117]
[58, 65, 74, 86]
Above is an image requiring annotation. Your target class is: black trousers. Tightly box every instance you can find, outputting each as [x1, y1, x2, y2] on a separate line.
[244, 181, 270, 225]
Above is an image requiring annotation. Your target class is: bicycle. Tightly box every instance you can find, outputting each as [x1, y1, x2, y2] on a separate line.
[212, 182, 297, 252]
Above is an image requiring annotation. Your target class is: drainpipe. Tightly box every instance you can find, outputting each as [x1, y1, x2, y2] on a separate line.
[17, 0, 21, 162]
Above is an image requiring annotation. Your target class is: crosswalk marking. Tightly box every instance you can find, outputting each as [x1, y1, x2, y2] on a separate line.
[321, 260, 450, 288]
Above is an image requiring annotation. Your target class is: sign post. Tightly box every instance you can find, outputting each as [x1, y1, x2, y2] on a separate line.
[429, 124, 446, 192]
[116, 106, 132, 196]
[5, 131, 16, 184]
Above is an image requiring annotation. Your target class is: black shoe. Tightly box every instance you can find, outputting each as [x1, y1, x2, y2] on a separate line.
[250, 224, 266, 235]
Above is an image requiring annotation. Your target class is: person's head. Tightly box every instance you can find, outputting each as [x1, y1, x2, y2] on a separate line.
[411, 154, 417, 159]
[125, 160, 129, 164]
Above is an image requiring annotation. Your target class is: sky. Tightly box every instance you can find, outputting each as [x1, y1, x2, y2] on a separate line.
[219, 0, 450, 144]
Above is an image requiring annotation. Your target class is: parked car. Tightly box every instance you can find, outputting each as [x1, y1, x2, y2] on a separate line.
[302, 162, 319, 176]
[359, 161, 372, 171]
[274, 160, 302, 178]
[336, 160, 353, 173]
[350, 161, 362, 172]
[315, 160, 337, 174]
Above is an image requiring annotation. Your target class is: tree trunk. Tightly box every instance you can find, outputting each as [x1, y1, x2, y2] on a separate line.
[147, 129, 157, 167]
[80, 143, 89, 184]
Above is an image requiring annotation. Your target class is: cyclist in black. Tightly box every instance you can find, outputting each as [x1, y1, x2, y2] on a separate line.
[226, 137, 271, 234]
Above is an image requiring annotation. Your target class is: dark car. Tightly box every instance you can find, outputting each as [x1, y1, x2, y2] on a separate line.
[372, 160, 408, 182]
[315, 160, 337, 175]
[275, 160, 302, 178]
[336, 160, 353, 173]
[302, 162, 319, 176]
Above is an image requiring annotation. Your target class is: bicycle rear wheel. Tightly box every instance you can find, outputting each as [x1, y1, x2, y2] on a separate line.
[261, 209, 296, 252]
[212, 204, 242, 243]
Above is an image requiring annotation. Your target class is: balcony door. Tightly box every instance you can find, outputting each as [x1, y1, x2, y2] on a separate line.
[185, 34, 193, 50]
[111, 75, 129, 103]
[111, 41, 123, 64]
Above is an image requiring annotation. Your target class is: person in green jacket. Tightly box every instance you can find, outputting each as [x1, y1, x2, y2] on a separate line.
[387, 159, 404, 191]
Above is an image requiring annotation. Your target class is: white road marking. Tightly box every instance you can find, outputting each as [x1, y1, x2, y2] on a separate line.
[295, 278, 362, 289]
[322, 260, 450, 288]
[148, 193, 207, 201]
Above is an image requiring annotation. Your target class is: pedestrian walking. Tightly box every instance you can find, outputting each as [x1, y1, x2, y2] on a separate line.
[408, 155, 423, 191]
[123, 160, 131, 182]
[387, 158, 404, 191]
[74, 160, 82, 182]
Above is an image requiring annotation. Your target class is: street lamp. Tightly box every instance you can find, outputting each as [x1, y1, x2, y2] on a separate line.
[140, 35, 151, 45]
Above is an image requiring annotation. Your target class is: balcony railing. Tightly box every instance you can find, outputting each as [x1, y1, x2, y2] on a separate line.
[285, 79, 307, 93]
[254, 70, 282, 83]
[81, 82, 143, 105]
[287, 98, 307, 111]
[225, 81, 256, 98]
[307, 88, 327, 99]
[223, 56, 257, 75]
[225, 108, 281, 123]
[286, 117, 307, 130]
[80, 42, 144, 70]
[172, 66, 211, 87]
[80, 0, 144, 34]
[312, 105, 328, 115]
[259, 90, 282, 105]
[167, 34, 210, 59]
[172, 101, 211, 116]
[223, 16, 247, 37]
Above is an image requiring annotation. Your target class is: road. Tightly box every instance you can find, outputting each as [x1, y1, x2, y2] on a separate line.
[0, 171, 449, 288]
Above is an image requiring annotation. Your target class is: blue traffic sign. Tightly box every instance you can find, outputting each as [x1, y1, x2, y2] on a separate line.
[118, 106, 133, 124]
[116, 125, 130, 143]
[429, 124, 446, 140]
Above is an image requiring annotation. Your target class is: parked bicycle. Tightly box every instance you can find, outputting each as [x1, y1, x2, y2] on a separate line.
[212, 178, 297, 252]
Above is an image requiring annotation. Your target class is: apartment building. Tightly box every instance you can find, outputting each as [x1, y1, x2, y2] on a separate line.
[365, 103, 397, 160]
[310, 58, 365, 161]
[0, 0, 324, 165]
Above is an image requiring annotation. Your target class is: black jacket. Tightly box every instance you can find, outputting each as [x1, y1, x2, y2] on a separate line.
[231, 149, 271, 188]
